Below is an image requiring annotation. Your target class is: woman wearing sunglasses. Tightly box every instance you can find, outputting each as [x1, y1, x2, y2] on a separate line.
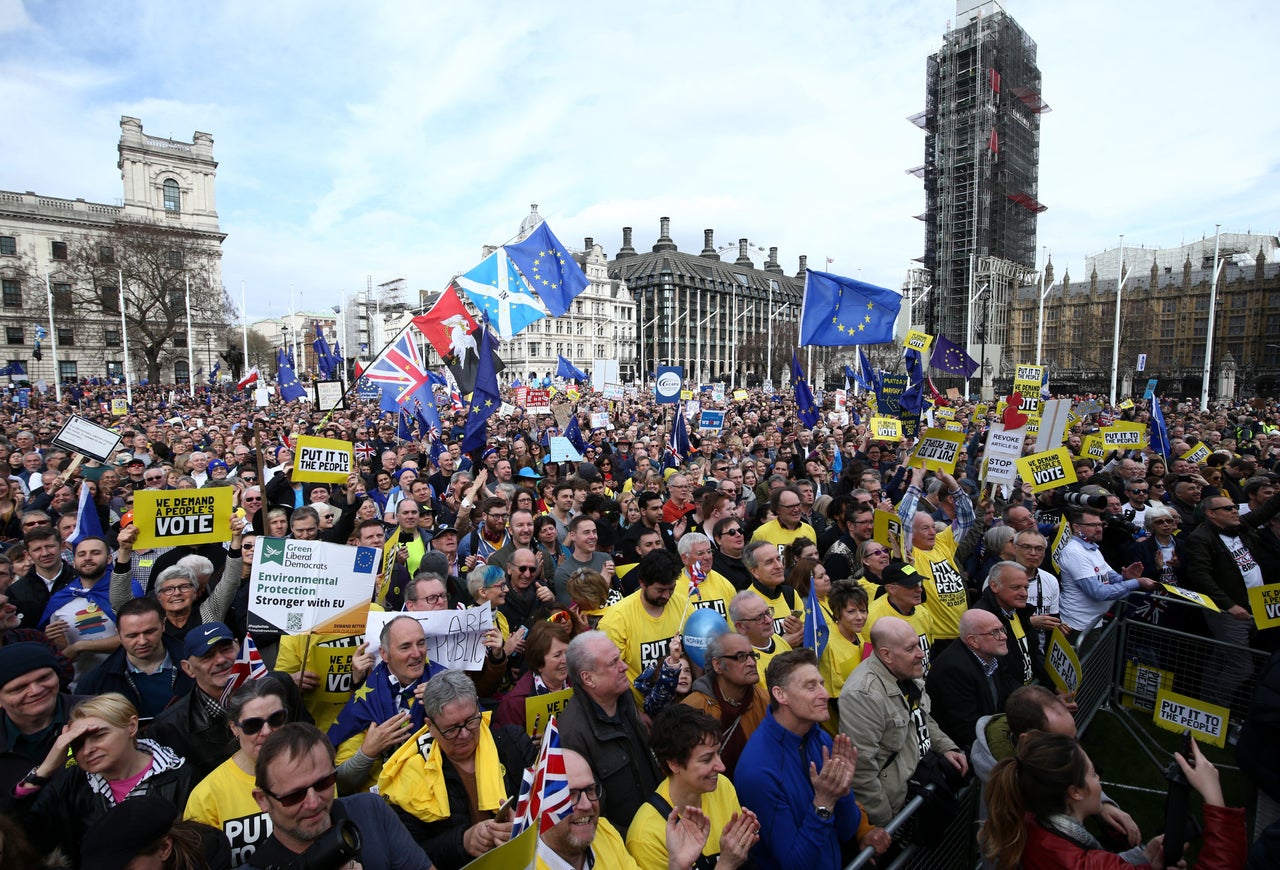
[23, 692, 194, 866]
[184, 680, 288, 864]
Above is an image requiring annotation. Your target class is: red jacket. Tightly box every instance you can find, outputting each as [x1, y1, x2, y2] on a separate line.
[1022, 805, 1246, 870]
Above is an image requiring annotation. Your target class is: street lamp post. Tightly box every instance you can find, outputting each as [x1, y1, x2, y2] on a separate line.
[205, 331, 215, 382]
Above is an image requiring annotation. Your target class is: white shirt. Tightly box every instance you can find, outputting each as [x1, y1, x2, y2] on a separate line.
[1056, 536, 1140, 634]
[1220, 534, 1264, 589]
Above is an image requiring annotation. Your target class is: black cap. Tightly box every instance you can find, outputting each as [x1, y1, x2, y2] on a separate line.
[81, 795, 180, 870]
[882, 562, 924, 588]
[0, 642, 59, 690]
[432, 524, 459, 540]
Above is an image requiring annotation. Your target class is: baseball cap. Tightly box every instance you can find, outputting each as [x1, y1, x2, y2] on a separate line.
[882, 562, 924, 588]
[182, 622, 236, 660]
[432, 524, 459, 540]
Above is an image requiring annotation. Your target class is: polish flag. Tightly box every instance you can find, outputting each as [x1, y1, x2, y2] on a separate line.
[236, 367, 260, 390]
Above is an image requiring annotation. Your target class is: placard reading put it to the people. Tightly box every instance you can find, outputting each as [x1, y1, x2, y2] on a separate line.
[365, 604, 495, 673]
[525, 688, 573, 739]
[1016, 447, 1078, 493]
[131, 488, 234, 548]
[906, 427, 965, 473]
[1044, 628, 1081, 697]
[873, 510, 905, 561]
[247, 538, 377, 637]
[1122, 660, 1175, 713]
[1153, 687, 1230, 749]
[1160, 584, 1220, 612]
[1248, 583, 1280, 629]
[869, 416, 902, 441]
[1182, 442, 1212, 465]
[1100, 421, 1148, 450]
[292, 435, 354, 483]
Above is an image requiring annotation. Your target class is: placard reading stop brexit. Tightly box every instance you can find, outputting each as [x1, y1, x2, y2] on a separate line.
[132, 488, 234, 548]
[292, 435, 354, 483]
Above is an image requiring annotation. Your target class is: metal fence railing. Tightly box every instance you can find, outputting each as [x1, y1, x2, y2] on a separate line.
[843, 784, 980, 870]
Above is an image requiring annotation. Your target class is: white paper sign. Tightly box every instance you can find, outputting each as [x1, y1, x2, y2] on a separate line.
[365, 604, 495, 672]
[983, 422, 1026, 485]
[589, 411, 610, 429]
[52, 415, 123, 464]
[246, 538, 378, 636]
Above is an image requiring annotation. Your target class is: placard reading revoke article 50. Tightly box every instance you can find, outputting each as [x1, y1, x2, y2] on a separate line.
[247, 538, 377, 637]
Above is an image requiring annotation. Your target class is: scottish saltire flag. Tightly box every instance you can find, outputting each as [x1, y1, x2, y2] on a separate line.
[1150, 394, 1171, 461]
[511, 715, 574, 837]
[505, 222, 590, 318]
[363, 326, 431, 406]
[557, 355, 587, 381]
[929, 335, 979, 378]
[313, 323, 334, 379]
[804, 572, 830, 658]
[457, 249, 547, 341]
[791, 352, 819, 428]
[275, 349, 308, 402]
[69, 482, 104, 547]
[219, 633, 267, 706]
[799, 270, 902, 346]
[460, 322, 500, 452]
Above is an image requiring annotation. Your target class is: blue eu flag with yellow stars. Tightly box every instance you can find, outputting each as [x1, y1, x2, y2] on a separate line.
[505, 222, 590, 318]
[929, 334, 980, 378]
[799, 269, 902, 346]
[353, 547, 377, 574]
[275, 349, 308, 403]
[461, 321, 501, 452]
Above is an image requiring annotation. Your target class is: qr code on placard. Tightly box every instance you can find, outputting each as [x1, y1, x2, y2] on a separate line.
[287, 613, 303, 632]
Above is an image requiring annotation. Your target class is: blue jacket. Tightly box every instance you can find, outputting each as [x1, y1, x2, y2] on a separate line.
[737, 708, 862, 869]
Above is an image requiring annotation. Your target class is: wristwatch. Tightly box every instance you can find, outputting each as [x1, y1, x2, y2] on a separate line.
[815, 805, 833, 820]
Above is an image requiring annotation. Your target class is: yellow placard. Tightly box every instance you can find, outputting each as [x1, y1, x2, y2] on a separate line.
[307, 639, 361, 707]
[1182, 443, 1212, 465]
[132, 488, 234, 548]
[873, 510, 905, 561]
[971, 403, 988, 423]
[293, 435, 354, 483]
[566, 387, 580, 401]
[1044, 628, 1082, 696]
[679, 389, 693, 401]
[869, 416, 902, 441]
[936, 407, 955, 421]
[733, 389, 748, 402]
[944, 421, 964, 433]
[904, 329, 934, 355]
[907, 427, 965, 473]
[525, 688, 573, 739]
[1101, 422, 1148, 450]
[1049, 516, 1071, 574]
[461, 826, 538, 869]
[1118, 398, 1135, 410]
[1025, 417, 1041, 435]
[1080, 433, 1107, 461]
[1161, 584, 1220, 613]
[1016, 447, 1078, 493]
[1249, 583, 1280, 629]
[995, 399, 1008, 417]
[1153, 687, 1230, 749]
[111, 398, 128, 416]
[1123, 660, 1175, 712]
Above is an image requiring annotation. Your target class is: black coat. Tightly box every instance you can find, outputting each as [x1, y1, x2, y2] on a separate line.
[973, 587, 1049, 689]
[0, 693, 89, 815]
[1184, 491, 1280, 610]
[77, 635, 194, 720]
[558, 690, 660, 836]
[9, 561, 77, 630]
[924, 638, 1020, 753]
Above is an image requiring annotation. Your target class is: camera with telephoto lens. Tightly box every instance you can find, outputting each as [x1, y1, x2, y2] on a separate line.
[264, 819, 361, 870]
[1060, 491, 1109, 510]
[1103, 513, 1142, 536]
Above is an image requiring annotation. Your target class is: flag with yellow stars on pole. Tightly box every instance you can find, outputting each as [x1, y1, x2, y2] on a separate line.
[461, 319, 501, 452]
[505, 221, 590, 318]
[799, 269, 902, 346]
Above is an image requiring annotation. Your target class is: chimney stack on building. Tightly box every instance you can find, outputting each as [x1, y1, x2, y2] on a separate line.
[616, 226, 636, 260]
[765, 247, 783, 274]
[584, 237, 593, 252]
[653, 217, 677, 253]
[701, 229, 719, 260]
[735, 239, 753, 268]
[796, 255, 808, 277]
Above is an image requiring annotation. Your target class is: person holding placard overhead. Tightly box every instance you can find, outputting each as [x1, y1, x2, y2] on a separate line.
[897, 466, 975, 650]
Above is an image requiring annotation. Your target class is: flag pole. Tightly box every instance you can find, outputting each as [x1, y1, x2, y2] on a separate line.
[1109, 235, 1126, 407]
[185, 275, 196, 398]
[118, 270, 133, 406]
[1200, 225, 1223, 412]
[241, 281, 250, 380]
[42, 270, 62, 403]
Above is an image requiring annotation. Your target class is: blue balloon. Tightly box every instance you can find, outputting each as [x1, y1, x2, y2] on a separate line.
[682, 608, 730, 669]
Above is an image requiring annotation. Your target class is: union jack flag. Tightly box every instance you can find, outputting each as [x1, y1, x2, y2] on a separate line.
[354, 441, 377, 461]
[220, 633, 267, 706]
[363, 326, 431, 406]
[511, 715, 573, 837]
[688, 560, 706, 598]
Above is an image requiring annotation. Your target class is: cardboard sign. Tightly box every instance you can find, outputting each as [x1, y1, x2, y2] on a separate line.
[1049, 516, 1071, 574]
[111, 398, 129, 416]
[935, 407, 955, 421]
[983, 423, 1026, 486]
[1249, 583, 1280, 629]
[1160, 584, 1220, 613]
[1181, 443, 1212, 465]
[907, 428, 965, 473]
[971, 403, 988, 423]
[546, 437, 583, 464]
[873, 510, 905, 561]
[364, 604, 495, 672]
[1122, 660, 1175, 712]
[1017, 447, 1077, 493]
[946, 388, 961, 400]
[462, 827, 537, 870]
[132, 488, 234, 548]
[525, 688, 573, 739]
[1044, 629, 1082, 696]
[52, 414, 123, 464]
[1102, 422, 1148, 450]
[1080, 433, 1107, 461]
[904, 329, 934, 355]
[679, 389, 694, 401]
[733, 389, 748, 402]
[1153, 687, 1230, 748]
[1074, 399, 1103, 416]
[869, 416, 902, 441]
[293, 435, 354, 483]
[699, 410, 725, 433]
[308, 638, 364, 707]
[254, 387, 271, 408]
[313, 380, 345, 411]
[944, 421, 964, 433]
[247, 538, 377, 636]
[1038, 399, 1073, 449]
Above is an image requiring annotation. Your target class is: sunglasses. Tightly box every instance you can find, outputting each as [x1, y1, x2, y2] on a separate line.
[237, 708, 287, 735]
[547, 610, 573, 627]
[261, 769, 338, 807]
[717, 527, 743, 537]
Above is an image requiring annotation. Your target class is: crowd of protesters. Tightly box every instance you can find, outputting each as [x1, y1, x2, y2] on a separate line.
[0, 376, 1275, 868]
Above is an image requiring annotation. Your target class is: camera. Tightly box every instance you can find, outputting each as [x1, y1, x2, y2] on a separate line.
[264, 819, 361, 870]
[1103, 513, 1141, 536]
[1060, 492, 1109, 510]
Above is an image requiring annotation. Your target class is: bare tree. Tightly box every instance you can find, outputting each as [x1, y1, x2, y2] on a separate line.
[58, 221, 233, 383]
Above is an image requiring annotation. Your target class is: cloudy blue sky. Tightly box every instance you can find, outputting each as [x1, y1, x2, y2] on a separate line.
[2, 0, 1276, 322]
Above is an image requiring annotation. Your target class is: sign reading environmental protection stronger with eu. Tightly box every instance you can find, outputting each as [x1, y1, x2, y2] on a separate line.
[247, 538, 376, 637]
[132, 488, 234, 548]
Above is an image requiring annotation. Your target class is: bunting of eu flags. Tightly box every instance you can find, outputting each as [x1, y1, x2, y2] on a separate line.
[799, 270, 902, 346]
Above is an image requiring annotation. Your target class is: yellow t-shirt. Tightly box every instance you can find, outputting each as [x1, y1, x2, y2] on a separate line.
[749, 519, 817, 564]
[625, 776, 743, 870]
[598, 589, 688, 702]
[865, 595, 935, 675]
[753, 634, 793, 678]
[908, 529, 967, 640]
[538, 817, 639, 870]
[822, 628, 867, 698]
[183, 756, 274, 867]
[675, 568, 737, 622]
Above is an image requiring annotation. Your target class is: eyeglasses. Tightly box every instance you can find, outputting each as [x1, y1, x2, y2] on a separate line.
[243, 496, 262, 502]
[237, 708, 287, 735]
[717, 527, 743, 537]
[1015, 544, 1046, 552]
[515, 564, 538, 573]
[157, 584, 196, 596]
[485, 581, 509, 591]
[778, 502, 802, 510]
[864, 547, 889, 557]
[568, 782, 604, 804]
[717, 650, 762, 662]
[970, 628, 1007, 639]
[262, 769, 338, 807]
[431, 712, 483, 740]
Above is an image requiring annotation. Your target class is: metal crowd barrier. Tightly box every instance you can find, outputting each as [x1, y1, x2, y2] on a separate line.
[843, 784, 980, 870]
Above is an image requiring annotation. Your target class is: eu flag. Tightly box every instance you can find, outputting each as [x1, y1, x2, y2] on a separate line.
[565, 414, 587, 453]
[858, 348, 878, 393]
[799, 270, 902, 346]
[929, 335, 979, 378]
[1150, 394, 1171, 461]
[803, 573, 829, 658]
[275, 349, 308, 403]
[791, 352, 820, 428]
[557, 355, 587, 381]
[460, 323, 501, 452]
[312, 323, 334, 379]
[505, 222, 590, 318]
